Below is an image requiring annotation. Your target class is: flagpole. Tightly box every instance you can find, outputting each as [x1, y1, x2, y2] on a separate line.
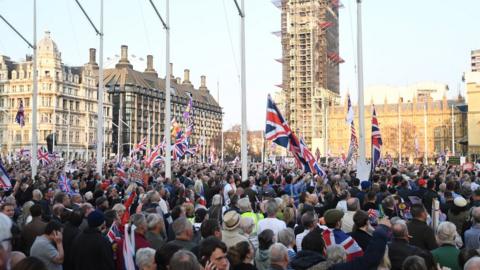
[218, 81, 224, 165]
[67, 107, 70, 162]
[262, 130, 266, 172]
[53, 95, 56, 154]
[96, 0, 104, 175]
[424, 102, 428, 164]
[165, 0, 172, 179]
[31, 0, 38, 178]
[323, 97, 327, 159]
[451, 104, 455, 156]
[356, 0, 366, 166]
[236, 0, 248, 182]
[398, 101, 402, 164]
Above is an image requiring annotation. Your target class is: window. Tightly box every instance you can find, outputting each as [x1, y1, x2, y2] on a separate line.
[75, 132, 79, 142]
[76, 101, 80, 110]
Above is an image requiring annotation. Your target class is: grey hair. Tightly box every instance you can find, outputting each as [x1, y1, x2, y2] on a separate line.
[172, 217, 191, 237]
[436, 221, 457, 245]
[32, 189, 43, 200]
[346, 198, 359, 211]
[326, 245, 347, 264]
[130, 213, 147, 228]
[146, 213, 163, 230]
[266, 199, 278, 217]
[277, 228, 295, 247]
[239, 217, 255, 234]
[270, 243, 288, 264]
[169, 250, 201, 270]
[472, 207, 480, 224]
[465, 257, 480, 270]
[212, 194, 222, 206]
[112, 203, 126, 213]
[135, 247, 156, 269]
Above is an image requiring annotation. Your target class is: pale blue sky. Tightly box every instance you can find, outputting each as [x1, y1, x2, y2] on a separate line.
[1, 0, 479, 130]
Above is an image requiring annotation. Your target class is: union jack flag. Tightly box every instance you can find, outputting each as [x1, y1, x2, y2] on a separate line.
[0, 161, 12, 189]
[185, 123, 194, 138]
[15, 100, 25, 127]
[183, 93, 193, 123]
[371, 106, 382, 171]
[37, 147, 51, 166]
[322, 228, 363, 262]
[185, 145, 198, 155]
[58, 174, 75, 195]
[133, 137, 147, 153]
[319, 21, 334, 30]
[144, 145, 162, 167]
[293, 137, 326, 177]
[266, 95, 325, 176]
[116, 162, 127, 180]
[265, 94, 300, 153]
[345, 95, 358, 163]
[107, 222, 122, 243]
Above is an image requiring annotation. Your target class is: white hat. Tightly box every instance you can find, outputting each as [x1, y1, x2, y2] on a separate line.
[454, 196, 468, 208]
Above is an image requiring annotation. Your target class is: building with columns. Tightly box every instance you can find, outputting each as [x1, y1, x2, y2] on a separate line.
[0, 31, 113, 160]
[104, 45, 223, 157]
[326, 88, 468, 162]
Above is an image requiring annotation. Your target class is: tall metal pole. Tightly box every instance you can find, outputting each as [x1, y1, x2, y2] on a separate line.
[96, 0, 104, 174]
[451, 104, 455, 156]
[218, 81, 224, 164]
[164, 0, 172, 179]
[398, 102, 402, 164]
[31, 0, 38, 178]
[424, 103, 428, 164]
[53, 95, 56, 154]
[238, 0, 248, 181]
[67, 108, 71, 161]
[356, 0, 366, 165]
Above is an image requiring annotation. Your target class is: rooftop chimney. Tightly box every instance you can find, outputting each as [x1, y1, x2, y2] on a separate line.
[89, 48, 96, 64]
[176, 77, 181, 84]
[144, 55, 156, 73]
[183, 69, 191, 85]
[169, 63, 174, 79]
[199, 75, 208, 91]
[116, 45, 133, 69]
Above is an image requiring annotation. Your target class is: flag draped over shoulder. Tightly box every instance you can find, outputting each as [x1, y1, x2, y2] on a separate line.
[265, 94, 325, 176]
[371, 106, 382, 171]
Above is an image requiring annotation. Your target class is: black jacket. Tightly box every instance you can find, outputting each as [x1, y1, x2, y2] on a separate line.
[330, 225, 391, 270]
[422, 190, 439, 214]
[291, 250, 325, 270]
[407, 219, 438, 251]
[388, 238, 431, 270]
[63, 222, 81, 270]
[349, 229, 372, 251]
[71, 227, 114, 270]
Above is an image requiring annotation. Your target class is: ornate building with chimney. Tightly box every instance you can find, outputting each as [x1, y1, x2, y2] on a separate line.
[104, 45, 223, 157]
[0, 31, 113, 160]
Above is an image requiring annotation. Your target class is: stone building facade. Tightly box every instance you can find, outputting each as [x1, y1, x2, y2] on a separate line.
[104, 45, 222, 157]
[0, 31, 113, 160]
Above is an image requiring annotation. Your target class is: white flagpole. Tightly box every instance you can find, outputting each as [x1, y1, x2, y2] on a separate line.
[238, 0, 248, 181]
[53, 95, 56, 154]
[164, 0, 172, 178]
[31, 0, 38, 177]
[356, 0, 366, 165]
[96, 0, 104, 174]
[398, 102, 402, 164]
[451, 104, 455, 156]
[424, 103, 428, 164]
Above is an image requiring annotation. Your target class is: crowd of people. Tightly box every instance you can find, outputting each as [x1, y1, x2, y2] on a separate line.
[1, 157, 480, 270]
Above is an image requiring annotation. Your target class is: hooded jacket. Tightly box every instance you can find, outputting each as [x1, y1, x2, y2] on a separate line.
[290, 250, 325, 270]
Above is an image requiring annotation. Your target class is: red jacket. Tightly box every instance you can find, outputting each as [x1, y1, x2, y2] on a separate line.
[115, 232, 151, 270]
